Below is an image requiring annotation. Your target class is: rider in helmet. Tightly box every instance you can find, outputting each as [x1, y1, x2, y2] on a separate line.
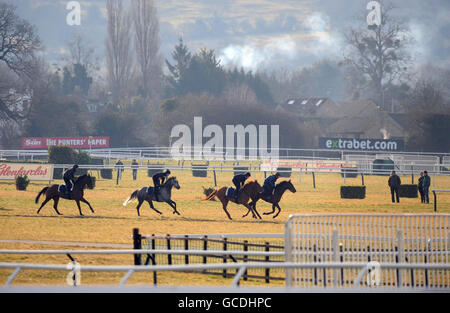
[63, 165, 79, 194]
[232, 172, 251, 200]
[152, 169, 171, 196]
[263, 172, 281, 198]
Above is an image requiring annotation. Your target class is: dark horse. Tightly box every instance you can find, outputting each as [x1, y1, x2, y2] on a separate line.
[202, 180, 263, 220]
[123, 177, 181, 216]
[244, 180, 296, 219]
[35, 174, 95, 216]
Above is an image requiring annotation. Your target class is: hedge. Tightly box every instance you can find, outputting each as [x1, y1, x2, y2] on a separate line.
[277, 167, 292, 178]
[341, 167, 358, 178]
[192, 162, 208, 177]
[372, 159, 395, 176]
[15, 174, 30, 191]
[101, 169, 113, 179]
[398, 184, 418, 198]
[49, 146, 93, 179]
[340, 186, 366, 199]
[148, 163, 165, 177]
[48, 146, 77, 165]
[233, 166, 249, 176]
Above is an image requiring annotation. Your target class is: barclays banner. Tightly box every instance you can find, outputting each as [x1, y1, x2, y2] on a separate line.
[319, 137, 404, 151]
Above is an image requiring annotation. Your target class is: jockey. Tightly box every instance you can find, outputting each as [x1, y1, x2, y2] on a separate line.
[263, 172, 281, 197]
[232, 172, 251, 199]
[152, 169, 171, 195]
[63, 165, 78, 194]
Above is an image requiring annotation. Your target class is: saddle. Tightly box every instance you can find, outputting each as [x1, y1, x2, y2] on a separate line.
[226, 187, 238, 200]
[58, 185, 69, 193]
[58, 185, 72, 199]
[147, 187, 161, 201]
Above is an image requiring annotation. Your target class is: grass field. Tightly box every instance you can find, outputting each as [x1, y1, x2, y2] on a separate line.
[1, 167, 449, 287]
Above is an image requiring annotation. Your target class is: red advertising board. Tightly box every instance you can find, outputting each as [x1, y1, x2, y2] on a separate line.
[21, 137, 110, 149]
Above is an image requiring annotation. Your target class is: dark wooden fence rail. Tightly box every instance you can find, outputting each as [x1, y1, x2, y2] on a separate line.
[132, 229, 443, 288]
[133, 229, 285, 284]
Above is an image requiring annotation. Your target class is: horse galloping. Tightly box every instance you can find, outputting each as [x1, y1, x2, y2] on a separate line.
[245, 180, 296, 219]
[202, 180, 263, 220]
[35, 174, 95, 216]
[123, 177, 181, 216]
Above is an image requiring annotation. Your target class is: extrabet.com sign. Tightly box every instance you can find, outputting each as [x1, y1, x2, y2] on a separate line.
[319, 137, 404, 151]
[22, 137, 110, 150]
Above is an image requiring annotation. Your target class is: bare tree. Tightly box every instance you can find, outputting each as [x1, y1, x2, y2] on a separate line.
[131, 0, 162, 100]
[0, 3, 40, 77]
[65, 33, 99, 76]
[105, 0, 133, 104]
[344, 2, 412, 109]
[0, 3, 40, 133]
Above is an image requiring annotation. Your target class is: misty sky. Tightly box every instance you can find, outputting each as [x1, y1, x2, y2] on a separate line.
[8, 0, 450, 72]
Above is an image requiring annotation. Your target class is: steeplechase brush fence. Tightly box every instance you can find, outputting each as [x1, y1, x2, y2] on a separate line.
[133, 229, 285, 283]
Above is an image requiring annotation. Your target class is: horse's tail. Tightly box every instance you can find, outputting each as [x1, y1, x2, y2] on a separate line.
[202, 189, 217, 201]
[35, 187, 49, 204]
[123, 190, 139, 206]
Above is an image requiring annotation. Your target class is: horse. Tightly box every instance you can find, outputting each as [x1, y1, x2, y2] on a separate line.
[123, 177, 181, 216]
[202, 180, 263, 220]
[35, 174, 95, 216]
[244, 180, 297, 219]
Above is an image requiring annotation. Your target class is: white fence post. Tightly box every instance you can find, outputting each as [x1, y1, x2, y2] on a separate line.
[397, 230, 404, 288]
[285, 216, 293, 288]
[333, 230, 339, 287]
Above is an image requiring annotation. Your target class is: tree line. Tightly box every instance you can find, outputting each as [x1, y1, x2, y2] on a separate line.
[0, 0, 449, 152]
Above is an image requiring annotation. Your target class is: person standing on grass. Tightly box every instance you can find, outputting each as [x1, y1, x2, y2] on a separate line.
[422, 171, 431, 204]
[115, 160, 124, 181]
[388, 171, 401, 203]
[131, 159, 139, 181]
[418, 172, 425, 203]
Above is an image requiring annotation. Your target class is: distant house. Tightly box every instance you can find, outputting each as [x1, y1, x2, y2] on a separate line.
[276, 98, 338, 119]
[85, 99, 105, 113]
[277, 97, 408, 142]
[0, 88, 32, 113]
[326, 101, 407, 140]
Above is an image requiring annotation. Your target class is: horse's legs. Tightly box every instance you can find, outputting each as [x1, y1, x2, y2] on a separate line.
[167, 200, 180, 215]
[52, 197, 62, 215]
[264, 204, 276, 216]
[243, 203, 259, 220]
[242, 201, 253, 218]
[37, 197, 51, 214]
[221, 199, 232, 220]
[80, 197, 94, 213]
[136, 199, 143, 217]
[252, 203, 262, 220]
[273, 204, 282, 219]
[147, 200, 163, 215]
[75, 200, 84, 216]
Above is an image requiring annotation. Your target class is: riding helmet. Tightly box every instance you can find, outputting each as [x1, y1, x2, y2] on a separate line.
[164, 169, 171, 175]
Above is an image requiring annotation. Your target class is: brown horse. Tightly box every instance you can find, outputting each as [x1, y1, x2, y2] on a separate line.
[35, 174, 95, 216]
[202, 180, 263, 220]
[245, 180, 296, 219]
